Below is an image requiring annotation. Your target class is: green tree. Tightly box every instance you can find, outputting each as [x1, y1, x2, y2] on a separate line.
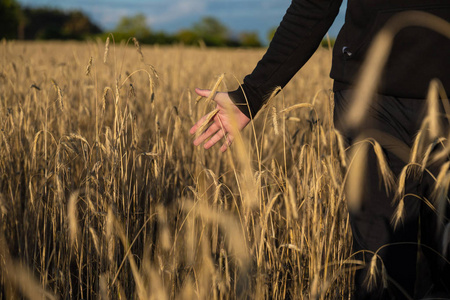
[239, 31, 262, 48]
[63, 11, 102, 39]
[145, 31, 175, 44]
[176, 29, 200, 45]
[115, 14, 151, 40]
[192, 16, 229, 46]
[0, 0, 21, 39]
[22, 7, 67, 39]
[21, 8, 101, 40]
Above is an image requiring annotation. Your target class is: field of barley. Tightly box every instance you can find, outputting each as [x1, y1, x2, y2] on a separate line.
[0, 38, 367, 299]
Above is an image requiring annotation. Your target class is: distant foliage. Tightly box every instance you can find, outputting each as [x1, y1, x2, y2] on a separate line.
[111, 14, 263, 48]
[0, 0, 21, 39]
[0, 2, 101, 40]
[2, 3, 266, 48]
[240, 31, 262, 48]
[192, 17, 229, 46]
[175, 29, 200, 45]
[21, 8, 102, 40]
[63, 11, 103, 39]
[114, 14, 151, 40]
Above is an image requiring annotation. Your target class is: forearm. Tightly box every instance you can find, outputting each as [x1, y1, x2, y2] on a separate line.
[230, 0, 342, 119]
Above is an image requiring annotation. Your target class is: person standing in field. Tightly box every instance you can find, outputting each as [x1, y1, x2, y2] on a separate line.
[190, 0, 450, 298]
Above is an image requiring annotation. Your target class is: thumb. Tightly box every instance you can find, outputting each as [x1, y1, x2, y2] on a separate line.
[195, 88, 211, 98]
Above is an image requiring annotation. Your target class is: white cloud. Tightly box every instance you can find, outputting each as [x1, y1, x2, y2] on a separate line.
[146, 0, 207, 27]
[88, 6, 135, 29]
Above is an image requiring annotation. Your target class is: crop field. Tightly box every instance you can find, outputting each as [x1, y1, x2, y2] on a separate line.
[2, 37, 446, 299]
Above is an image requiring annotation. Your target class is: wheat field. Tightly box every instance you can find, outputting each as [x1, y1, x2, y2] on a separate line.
[0, 36, 419, 299]
[2, 12, 449, 299]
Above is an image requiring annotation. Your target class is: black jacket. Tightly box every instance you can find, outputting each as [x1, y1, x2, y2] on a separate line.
[229, 0, 450, 119]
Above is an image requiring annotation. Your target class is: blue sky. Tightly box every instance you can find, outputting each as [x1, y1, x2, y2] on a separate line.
[18, 0, 347, 44]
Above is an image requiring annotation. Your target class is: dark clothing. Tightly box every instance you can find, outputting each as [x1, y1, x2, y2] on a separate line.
[334, 90, 450, 299]
[229, 0, 450, 119]
[227, 0, 450, 297]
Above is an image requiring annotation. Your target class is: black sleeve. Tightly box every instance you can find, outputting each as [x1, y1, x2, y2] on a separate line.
[229, 0, 343, 119]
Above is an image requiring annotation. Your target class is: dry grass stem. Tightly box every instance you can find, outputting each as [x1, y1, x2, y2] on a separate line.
[197, 73, 225, 103]
[133, 37, 144, 61]
[85, 56, 93, 76]
[271, 106, 279, 135]
[426, 80, 442, 139]
[104, 37, 110, 64]
[346, 142, 369, 212]
[68, 191, 80, 246]
[194, 108, 219, 138]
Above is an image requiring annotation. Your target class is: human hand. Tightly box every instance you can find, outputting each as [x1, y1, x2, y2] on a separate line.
[189, 88, 251, 152]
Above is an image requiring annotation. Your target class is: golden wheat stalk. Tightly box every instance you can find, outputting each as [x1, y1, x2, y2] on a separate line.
[279, 103, 314, 114]
[183, 199, 250, 265]
[391, 198, 405, 228]
[103, 36, 110, 64]
[193, 108, 219, 138]
[271, 106, 279, 135]
[432, 161, 450, 226]
[133, 37, 144, 62]
[85, 56, 93, 76]
[110, 213, 148, 299]
[5, 261, 58, 300]
[370, 139, 395, 193]
[426, 79, 442, 139]
[68, 191, 80, 247]
[196, 73, 225, 103]
[365, 254, 379, 291]
[346, 141, 369, 212]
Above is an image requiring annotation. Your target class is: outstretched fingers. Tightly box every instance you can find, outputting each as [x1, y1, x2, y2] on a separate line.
[204, 127, 227, 149]
[191, 88, 247, 152]
[189, 114, 208, 135]
[193, 122, 221, 146]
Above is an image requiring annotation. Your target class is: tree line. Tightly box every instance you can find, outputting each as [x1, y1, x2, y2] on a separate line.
[0, 0, 266, 47]
[1, 0, 336, 48]
[0, 0, 102, 40]
[111, 14, 264, 47]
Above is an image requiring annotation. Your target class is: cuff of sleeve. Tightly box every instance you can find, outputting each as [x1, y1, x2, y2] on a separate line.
[228, 84, 264, 120]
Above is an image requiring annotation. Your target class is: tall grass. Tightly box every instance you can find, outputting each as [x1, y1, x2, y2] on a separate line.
[2, 17, 448, 297]
[0, 39, 354, 299]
